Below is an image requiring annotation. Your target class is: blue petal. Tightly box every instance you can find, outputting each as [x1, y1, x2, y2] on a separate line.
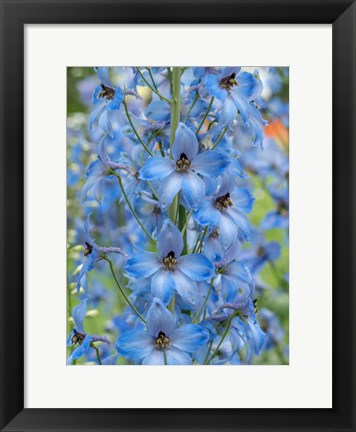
[228, 208, 251, 240]
[265, 242, 281, 261]
[89, 103, 105, 131]
[66, 335, 92, 365]
[191, 151, 229, 177]
[125, 252, 161, 278]
[142, 348, 165, 365]
[144, 100, 171, 122]
[218, 212, 238, 248]
[170, 324, 209, 353]
[139, 157, 175, 181]
[165, 346, 192, 364]
[72, 299, 88, 333]
[230, 90, 250, 125]
[158, 172, 183, 211]
[231, 188, 255, 213]
[97, 67, 112, 88]
[146, 297, 176, 337]
[220, 95, 237, 124]
[107, 87, 124, 111]
[151, 269, 176, 306]
[181, 172, 205, 209]
[246, 317, 266, 355]
[171, 123, 199, 161]
[157, 219, 183, 259]
[98, 110, 113, 137]
[193, 199, 220, 226]
[178, 254, 215, 281]
[172, 270, 198, 309]
[205, 74, 227, 101]
[237, 70, 263, 101]
[203, 235, 223, 263]
[221, 274, 238, 302]
[116, 330, 153, 362]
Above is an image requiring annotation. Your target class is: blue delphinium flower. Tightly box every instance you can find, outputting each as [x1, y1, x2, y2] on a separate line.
[89, 67, 124, 132]
[76, 215, 127, 292]
[194, 172, 255, 247]
[116, 297, 208, 364]
[67, 299, 111, 365]
[139, 122, 229, 210]
[239, 227, 281, 274]
[125, 219, 215, 308]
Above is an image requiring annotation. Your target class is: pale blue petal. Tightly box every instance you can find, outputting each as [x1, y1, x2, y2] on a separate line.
[158, 172, 183, 211]
[230, 90, 250, 125]
[107, 87, 124, 111]
[231, 188, 255, 213]
[220, 95, 237, 124]
[139, 157, 175, 181]
[193, 199, 220, 226]
[172, 270, 198, 309]
[89, 103, 105, 131]
[181, 172, 205, 209]
[172, 123, 199, 161]
[66, 335, 92, 365]
[165, 346, 192, 365]
[125, 252, 161, 278]
[170, 324, 208, 353]
[205, 74, 227, 101]
[72, 299, 88, 333]
[178, 254, 215, 281]
[228, 208, 251, 240]
[157, 219, 183, 259]
[142, 348, 165, 365]
[219, 213, 238, 248]
[98, 110, 113, 137]
[146, 297, 176, 337]
[237, 70, 263, 101]
[97, 67, 112, 88]
[151, 269, 176, 306]
[116, 330, 153, 362]
[191, 151, 229, 177]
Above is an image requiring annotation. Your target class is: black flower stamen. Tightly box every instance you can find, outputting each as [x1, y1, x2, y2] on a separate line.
[98, 83, 115, 101]
[163, 250, 177, 271]
[214, 192, 233, 210]
[220, 73, 238, 91]
[176, 152, 191, 172]
[84, 242, 93, 257]
[155, 331, 170, 350]
[71, 329, 86, 345]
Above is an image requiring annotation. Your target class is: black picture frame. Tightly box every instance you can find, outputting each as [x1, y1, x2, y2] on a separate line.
[0, 0, 355, 431]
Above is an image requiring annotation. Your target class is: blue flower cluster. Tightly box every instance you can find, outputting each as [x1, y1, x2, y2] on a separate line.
[66, 66, 289, 365]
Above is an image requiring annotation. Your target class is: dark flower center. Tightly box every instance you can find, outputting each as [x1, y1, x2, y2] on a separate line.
[163, 251, 177, 271]
[253, 298, 259, 314]
[84, 242, 93, 257]
[277, 201, 288, 216]
[256, 246, 266, 257]
[155, 331, 170, 350]
[220, 73, 238, 91]
[71, 329, 86, 345]
[214, 193, 233, 211]
[176, 153, 191, 172]
[210, 229, 220, 239]
[99, 83, 115, 101]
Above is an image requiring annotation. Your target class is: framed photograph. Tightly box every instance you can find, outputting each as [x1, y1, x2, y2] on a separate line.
[0, 0, 355, 431]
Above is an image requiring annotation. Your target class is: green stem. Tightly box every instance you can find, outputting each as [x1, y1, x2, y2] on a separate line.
[196, 96, 214, 135]
[136, 68, 172, 104]
[211, 125, 229, 150]
[193, 226, 207, 253]
[183, 92, 199, 123]
[90, 342, 102, 365]
[103, 257, 146, 323]
[204, 313, 235, 365]
[193, 277, 214, 323]
[203, 340, 213, 364]
[123, 100, 153, 156]
[146, 67, 158, 91]
[181, 210, 192, 237]
[114, 173, 157, 244]
[168, 67, 181, 221]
